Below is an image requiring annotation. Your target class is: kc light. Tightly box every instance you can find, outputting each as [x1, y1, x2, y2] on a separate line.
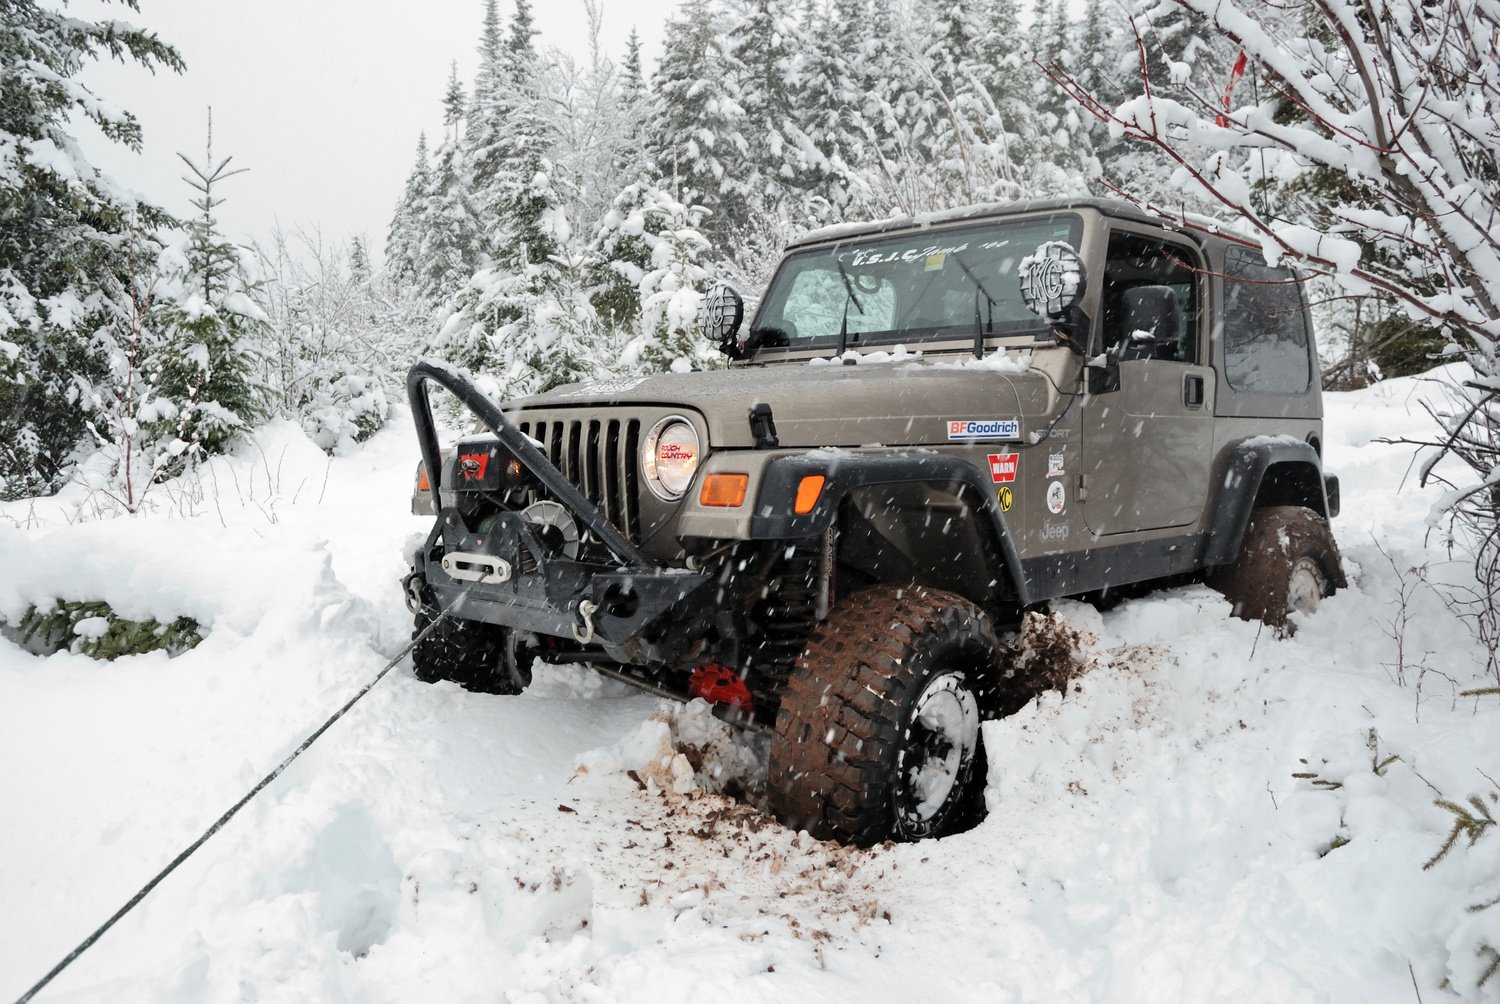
[644, 417, 701, 500]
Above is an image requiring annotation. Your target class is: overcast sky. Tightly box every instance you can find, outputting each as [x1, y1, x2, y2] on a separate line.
[73, 0, 681, 258]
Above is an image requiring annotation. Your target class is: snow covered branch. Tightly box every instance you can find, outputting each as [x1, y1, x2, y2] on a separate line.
[1038, 0, 1500, 383]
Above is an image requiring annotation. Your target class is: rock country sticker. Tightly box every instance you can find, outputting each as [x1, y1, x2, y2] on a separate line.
[1046, 480, 1066, 515]
[987, 452, 1019, 483]
[948, 418, 1021, 441]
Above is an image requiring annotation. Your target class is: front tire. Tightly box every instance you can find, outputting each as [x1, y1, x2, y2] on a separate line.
[411, 608, 530, 695]
[1209, 505, 1346, 629]
[768, 585, 1000, 846]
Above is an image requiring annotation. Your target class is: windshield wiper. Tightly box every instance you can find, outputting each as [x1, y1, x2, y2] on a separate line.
[953, 253, 998, 358]
[835, 258, 865, 317]
[835, 258, 865, 357]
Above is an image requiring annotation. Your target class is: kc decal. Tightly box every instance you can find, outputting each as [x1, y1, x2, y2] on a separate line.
[997, 486, 1013, 512]
[948, 418, 1021, 441]
[987, 452, 1019, 483]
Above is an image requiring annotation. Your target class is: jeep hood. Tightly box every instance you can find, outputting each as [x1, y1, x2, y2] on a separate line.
[509, 359, 1055, 448]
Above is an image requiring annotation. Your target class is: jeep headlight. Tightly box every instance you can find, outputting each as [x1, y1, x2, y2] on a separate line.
[643, 417, 700, 500]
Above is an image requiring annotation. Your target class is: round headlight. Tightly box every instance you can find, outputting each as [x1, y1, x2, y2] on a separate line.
[643, 417, 700, 500]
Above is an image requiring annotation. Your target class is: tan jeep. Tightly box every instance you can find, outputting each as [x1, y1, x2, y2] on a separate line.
[405, 197, 1343, 846]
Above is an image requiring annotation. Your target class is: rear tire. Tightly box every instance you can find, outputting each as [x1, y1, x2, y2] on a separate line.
[768, 584, 1000, 846]
[411, 608, 530, 695]
[1209, 505, 1346, 629]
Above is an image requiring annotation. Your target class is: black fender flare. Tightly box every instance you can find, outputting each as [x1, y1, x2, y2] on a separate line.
[1204, 438, 1335, 567]
[747, 451, 1033, 606]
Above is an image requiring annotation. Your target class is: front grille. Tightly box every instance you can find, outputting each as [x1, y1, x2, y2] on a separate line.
[518, 417, 642, 542]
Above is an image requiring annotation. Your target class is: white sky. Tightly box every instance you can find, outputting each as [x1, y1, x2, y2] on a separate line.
[73, 0, 681, 258]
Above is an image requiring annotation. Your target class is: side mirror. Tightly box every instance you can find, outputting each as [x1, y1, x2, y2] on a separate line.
[1019, 242, 1087, 319]
[698, 283, 745, 349]
[1117, 285, 1180, 361]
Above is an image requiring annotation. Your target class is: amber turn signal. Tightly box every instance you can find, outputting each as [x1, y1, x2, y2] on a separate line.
[699, 473, 749, 507]
[794, 474, 825, 514]
[416, 464, 430, 492]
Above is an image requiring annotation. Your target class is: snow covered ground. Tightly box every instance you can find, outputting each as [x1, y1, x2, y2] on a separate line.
[2, 369, 1497, 1003]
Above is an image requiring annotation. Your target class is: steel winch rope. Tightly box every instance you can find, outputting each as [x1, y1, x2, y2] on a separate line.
[14, 582, 478, 1004]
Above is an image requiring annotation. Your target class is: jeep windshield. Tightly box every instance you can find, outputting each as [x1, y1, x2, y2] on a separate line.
[748, 213, 1083, 354]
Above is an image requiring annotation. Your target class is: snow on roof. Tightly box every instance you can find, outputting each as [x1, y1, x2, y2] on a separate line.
[789, 197, 1181, 249]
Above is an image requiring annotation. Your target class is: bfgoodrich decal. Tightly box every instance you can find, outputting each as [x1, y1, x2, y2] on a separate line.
[948, 418, 1021, 441]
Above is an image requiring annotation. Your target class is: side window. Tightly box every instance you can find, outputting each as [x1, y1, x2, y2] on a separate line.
[1101, 231, 1201, 363]
[1222, 247, 1311, 394]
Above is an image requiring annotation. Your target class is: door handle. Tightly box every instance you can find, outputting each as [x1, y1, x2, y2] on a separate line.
[1184, 374, 1205, 407]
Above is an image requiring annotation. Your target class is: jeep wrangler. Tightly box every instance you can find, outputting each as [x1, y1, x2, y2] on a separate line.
[404, 197, 1344, 847]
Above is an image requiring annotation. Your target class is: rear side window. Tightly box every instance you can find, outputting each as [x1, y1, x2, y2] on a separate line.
[1223, 247, 1311, 394]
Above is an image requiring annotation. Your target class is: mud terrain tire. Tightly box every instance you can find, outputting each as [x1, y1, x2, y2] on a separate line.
[411, 609, 529, 694]
[1209, 505, 1346, 629]
[768, 584, 1000, 846]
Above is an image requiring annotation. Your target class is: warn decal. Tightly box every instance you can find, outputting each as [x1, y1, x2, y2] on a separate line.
[987, 452, 1019, 483]
[947, 418, 1021, 441]
[458, 453, 490, 481]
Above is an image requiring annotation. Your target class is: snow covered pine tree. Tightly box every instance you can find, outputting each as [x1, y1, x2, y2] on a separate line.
[0, 0, 183, 498]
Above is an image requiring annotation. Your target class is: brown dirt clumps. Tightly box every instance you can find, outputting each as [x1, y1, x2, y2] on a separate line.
[999, 610, 1089, 703]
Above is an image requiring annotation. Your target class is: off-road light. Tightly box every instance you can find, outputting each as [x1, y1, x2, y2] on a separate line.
[643, 417, 700, 500]
[794, 474, 825, 514]
[699, 473, 748, 507]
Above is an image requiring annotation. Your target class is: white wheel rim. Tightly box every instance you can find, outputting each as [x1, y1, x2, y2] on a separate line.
[899, 673, 981, 832]
[1287, 557, 1326, 616]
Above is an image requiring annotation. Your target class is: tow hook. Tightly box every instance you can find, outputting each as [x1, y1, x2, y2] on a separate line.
[402, 572, 429, 615]
[572, 598, 599, 644]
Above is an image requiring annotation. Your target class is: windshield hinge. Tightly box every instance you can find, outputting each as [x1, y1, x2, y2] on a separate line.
[749, 403, 779, 449]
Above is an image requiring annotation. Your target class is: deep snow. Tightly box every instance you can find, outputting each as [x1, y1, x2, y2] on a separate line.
[2, 369, 1497, 1002]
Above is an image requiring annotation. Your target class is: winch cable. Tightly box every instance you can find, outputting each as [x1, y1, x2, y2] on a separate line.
[14, 580, 478, 1004]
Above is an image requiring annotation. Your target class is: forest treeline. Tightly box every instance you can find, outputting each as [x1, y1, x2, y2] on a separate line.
[0, 0, 1449, 500]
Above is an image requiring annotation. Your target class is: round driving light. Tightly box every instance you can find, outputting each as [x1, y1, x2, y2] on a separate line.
[644, 417, 701, 500]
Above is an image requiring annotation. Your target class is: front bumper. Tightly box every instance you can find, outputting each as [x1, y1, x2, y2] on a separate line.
[407, 360, 711, 664]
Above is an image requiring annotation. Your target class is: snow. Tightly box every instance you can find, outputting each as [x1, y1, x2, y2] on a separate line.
[2, 369, 1498, 1001]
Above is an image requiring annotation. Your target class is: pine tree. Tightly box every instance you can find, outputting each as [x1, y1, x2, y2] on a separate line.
[439, 0, 573, 386]
[799, 0, 884, 218]
[877, 0, 1026, 209]
[839, 0, 912, 217]
[621, 29, 646, 109]
[0, 0, 184, 497]
[1070, 0, 1112, 167]
[650, 0, 739, 235]
[466, 0, 509, 209]
[719, 0, 827, 228]
[150, 118, 267, 459]
[495, 0, 561, 273]
[548, 2, 635, 239]
[612, 27, 651, 183]
[1087, 0, 1233, 205]
[417, 65, 484, 307]
[385, 133, 431, 292]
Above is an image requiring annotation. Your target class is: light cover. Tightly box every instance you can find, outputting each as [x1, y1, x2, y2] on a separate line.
[644, 417, 700, 500]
